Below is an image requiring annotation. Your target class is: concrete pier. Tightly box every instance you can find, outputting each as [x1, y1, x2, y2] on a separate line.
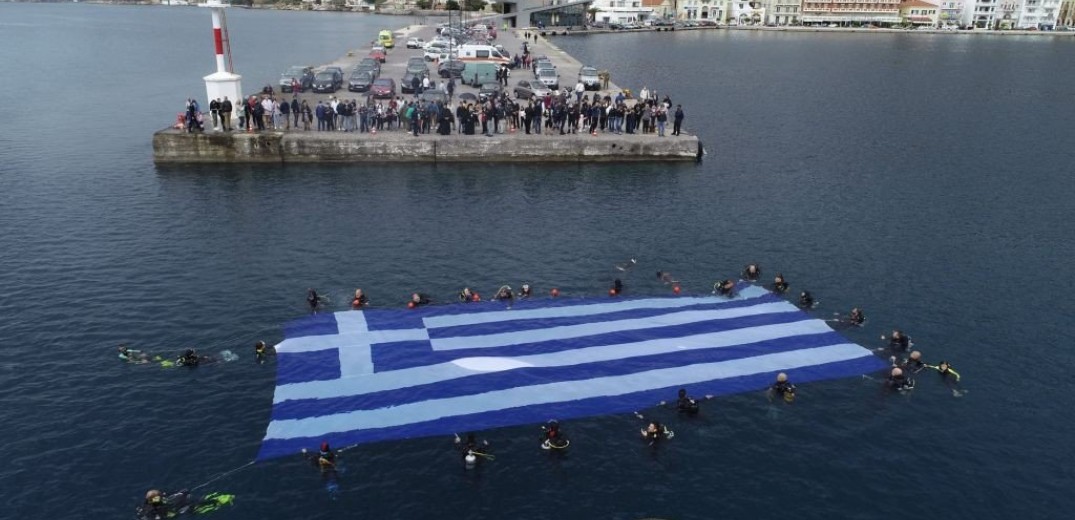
[154, 24, 701, 164]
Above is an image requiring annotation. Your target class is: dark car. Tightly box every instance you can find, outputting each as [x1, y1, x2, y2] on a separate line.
[407, 56, 427, 69]
[311, 70, 342, 93]
[419, 90, 448, 105]
[370, 78, 396, 99]
[354, 58, 381, 79]
[279, 66, 314, 93]
[405, 62, 429, 76]
[478, 82, 503, 102]
[438, 60, 466, 79]
[400, 70, 428, 94]
[512, 79, 551, 100]
[348, 71, 374, 92]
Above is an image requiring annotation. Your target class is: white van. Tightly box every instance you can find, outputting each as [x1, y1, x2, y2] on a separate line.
[456, 44, 510, 65]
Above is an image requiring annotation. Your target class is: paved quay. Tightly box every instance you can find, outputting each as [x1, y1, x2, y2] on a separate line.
[153, 24, 700, 164]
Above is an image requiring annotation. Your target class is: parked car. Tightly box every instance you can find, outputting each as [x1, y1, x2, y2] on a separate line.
[369, 48, 386, 63]
[311, 70, 342, 93]
[405, 37, 426, 49]
[400, 71, 428, 93]
[407, 57, 427, 69]
[578, 66, 600, 90]
[348, 71, 374, 92]
[419, 90, 448, 105]
[279, 65, 314, 93]
[405, 62, 429, 76]
[437, 59, 466, 78]
[424, 43, 449, 60]
[354, 58, 381, 78]
[478, 82, 503, 102]
[370, 78, 396, 98]
[512, 79, 550, 100]
[535, 67, 559, 89]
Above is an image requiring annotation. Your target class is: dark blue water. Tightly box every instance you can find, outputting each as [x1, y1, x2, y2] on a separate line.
[1, 4, 1073, 519]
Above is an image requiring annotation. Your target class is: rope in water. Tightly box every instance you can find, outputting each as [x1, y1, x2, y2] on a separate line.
[189, 460, 257, 492]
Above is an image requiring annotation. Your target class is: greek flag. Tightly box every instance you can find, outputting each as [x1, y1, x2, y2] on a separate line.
[258, 284, 885, 460]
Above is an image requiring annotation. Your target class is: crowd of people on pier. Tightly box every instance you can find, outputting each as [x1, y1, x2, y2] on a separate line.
[179, 86, 686, 138]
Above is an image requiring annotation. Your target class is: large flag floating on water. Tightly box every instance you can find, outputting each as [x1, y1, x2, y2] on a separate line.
[258, 284, 886, 460]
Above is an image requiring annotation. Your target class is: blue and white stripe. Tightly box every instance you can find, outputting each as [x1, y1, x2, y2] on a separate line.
[258, 285, 885, 460]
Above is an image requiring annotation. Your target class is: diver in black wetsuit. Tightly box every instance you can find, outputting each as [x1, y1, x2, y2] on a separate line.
[886, 330, 911, 352]
[177, 349, 200, 367]
[715, 279, 736, 297]
[892, 350, 926, 374]
[494, 285, 514, 304]
[798, 291, 815, 309]
[307, 289, 322, 311]
[771, 274, 789, 294]
[518, 284, 532, 298]
[742, 263, 761, 281]
[409, 293, 432, 308]
[675, 388, 701, 416]
[254, 341, 271, 364]
[458, 287, 475, 302]
[640, 421, 672, 446]
[541, 420, 569, 449]
[611, 278, 624, 296]
[769, 372, 797, 403]
[454, 432, 490, 467]
[887, 367, 915, 393]
[848, 307, 865, 326]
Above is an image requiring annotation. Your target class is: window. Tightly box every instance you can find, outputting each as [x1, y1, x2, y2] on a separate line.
[477, 50, 489, 58]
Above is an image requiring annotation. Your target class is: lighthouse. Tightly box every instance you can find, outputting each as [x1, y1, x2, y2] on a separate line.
[202, 0, 243, 110]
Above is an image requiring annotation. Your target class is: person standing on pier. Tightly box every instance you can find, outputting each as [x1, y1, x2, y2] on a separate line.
[656, 107, 667, 137]
[291, 98, 300, 128]
[220, 96, 232, 132]
[280, 98, 291, 130]
[209, 98, 220, 131]
[672, 105, 684, 136]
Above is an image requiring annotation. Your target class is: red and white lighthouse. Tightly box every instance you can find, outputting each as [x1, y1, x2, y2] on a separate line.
[202, 0, 243, 110]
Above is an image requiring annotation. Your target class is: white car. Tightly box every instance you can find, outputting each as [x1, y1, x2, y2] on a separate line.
[424, 45, 448, 61]
[405, 37, 425, 49]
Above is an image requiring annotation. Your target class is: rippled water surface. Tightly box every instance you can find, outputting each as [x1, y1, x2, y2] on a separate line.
[1, 5, 1074, 519]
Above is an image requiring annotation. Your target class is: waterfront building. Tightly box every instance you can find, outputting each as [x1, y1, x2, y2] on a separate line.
[900, 0, 941, 25]
[963, 0, 999, 27]
[678, 0, 727, 20]
[935, 0, 965, 27]
[801, 0, 902, 25]
[645, 0, 678, 19]
[765, 0, 803, 24]
[1061, 0, 1075, 25]
[728, 0, 766, 23]
[1016, 0, 1061, 28]
[592, 0, 656, 22]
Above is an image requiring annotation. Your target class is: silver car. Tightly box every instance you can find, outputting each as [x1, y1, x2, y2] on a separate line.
[536, 67, 559, 90]
[578, 66, 600, 91]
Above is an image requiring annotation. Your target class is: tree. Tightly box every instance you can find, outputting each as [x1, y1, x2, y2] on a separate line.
[489, 1, 504, 13]
[416, 0, 431, 8]
[446, 0, 460, 10]
[587, 6, 600, 23]
[463, 0, 485, 11]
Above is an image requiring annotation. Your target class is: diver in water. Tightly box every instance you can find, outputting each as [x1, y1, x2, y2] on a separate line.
[494, 285, 514, 304]
[742, 263, 761, 281]
[892, 350, 926, 374]
[886, 367, 915, 393]
[302, 441, 337, 471]
[517, 284, 532, 298]
[118, 345, 149, 364]
[611, 278, 624, 296]
[254, 341, 272, 364]
[885, 330, 911, 352]
[351, 289, 369, 309]
[640, 421, 673, 446]
[848, 307, 866, 326]
[771, 274, 789, 294]
[307, 289, 322, 311]
[142, 490, 169, 520]
[798, 291, 815, 309]
[454, 432, 491, 467]
[176, 349, 201, 367]
[673, 388, 704, 416]
[714, 279, 736, 297]
[409, 293, 432, 308]
[541, 420, 570, 450]
[769, 372, 797, 403]
[656, 271, 677, 284]
[458, 287, 476, 303]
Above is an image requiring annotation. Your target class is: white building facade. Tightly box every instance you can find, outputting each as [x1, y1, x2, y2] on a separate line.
[593, 0, 655, 22]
